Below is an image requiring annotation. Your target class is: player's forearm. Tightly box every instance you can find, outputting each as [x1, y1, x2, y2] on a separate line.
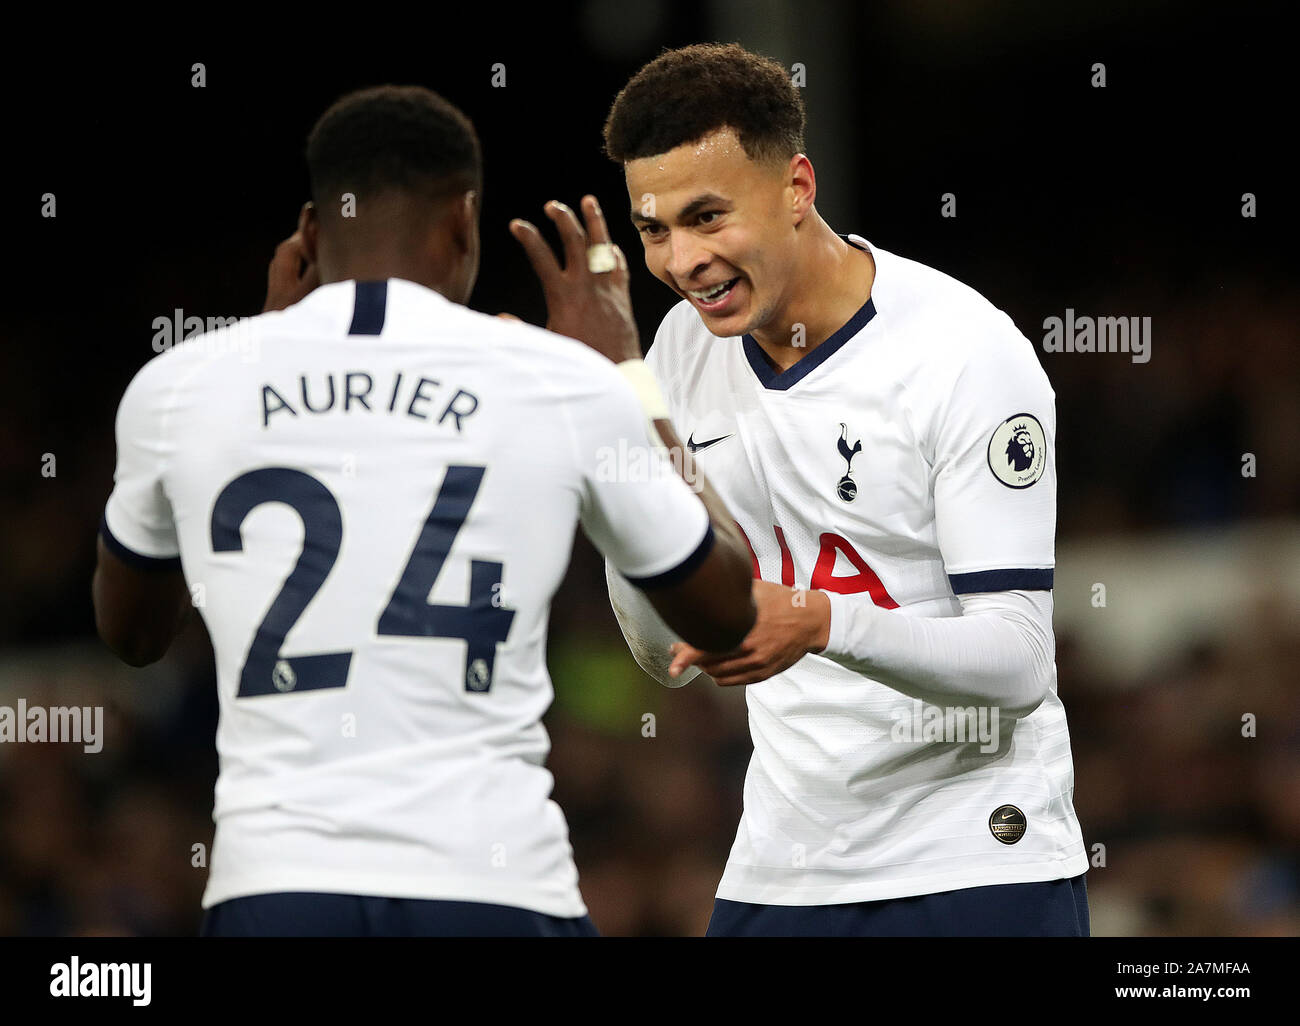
[818, 590, 1055, 716]
[92, 543, 192, 668]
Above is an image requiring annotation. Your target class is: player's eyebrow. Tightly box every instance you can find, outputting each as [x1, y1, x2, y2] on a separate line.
[630, 193, 729, 225]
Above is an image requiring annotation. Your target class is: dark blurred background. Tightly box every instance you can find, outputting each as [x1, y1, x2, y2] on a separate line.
[1, 0, 1296, 935]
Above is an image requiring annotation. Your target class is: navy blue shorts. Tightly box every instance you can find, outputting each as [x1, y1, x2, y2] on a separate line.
[707, 873, 1089, 937]
[201, 892, 600, 937]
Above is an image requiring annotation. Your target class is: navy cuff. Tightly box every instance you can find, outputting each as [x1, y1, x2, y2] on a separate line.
[99, 512, 182, 571]
[949, 568, 1053, 594]
[624, 523, 715, 590]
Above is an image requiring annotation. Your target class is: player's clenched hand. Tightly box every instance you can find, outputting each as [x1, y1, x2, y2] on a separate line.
[509, 196, 640, 363]
[263, 207, 320, 313]
[668, 580, 832, 686]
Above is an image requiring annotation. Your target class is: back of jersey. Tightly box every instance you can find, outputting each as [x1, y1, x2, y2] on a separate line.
[102, 278, 711, 917]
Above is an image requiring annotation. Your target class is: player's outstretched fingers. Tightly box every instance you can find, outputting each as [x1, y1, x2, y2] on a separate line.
[543, 201, 589, 274]
[580, 196, 629, 285]
[610, 243, 629, 286]
[509, 218, 562, 294]
[581, 195, 610, 245]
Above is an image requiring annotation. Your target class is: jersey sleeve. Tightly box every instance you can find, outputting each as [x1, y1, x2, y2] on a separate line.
[101, 359, 182, 568]
[605, 558, 705, 688]
[930, 320, 1056, 595]
[821, 588, 1055, 716]
[569, 361, 712, 587]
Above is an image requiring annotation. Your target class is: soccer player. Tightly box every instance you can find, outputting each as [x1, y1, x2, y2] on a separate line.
[599, 44, 1090, 936]
[92, 85, 756, 937]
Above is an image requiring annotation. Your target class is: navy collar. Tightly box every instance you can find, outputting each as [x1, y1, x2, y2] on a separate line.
[741, 235, 876, 391]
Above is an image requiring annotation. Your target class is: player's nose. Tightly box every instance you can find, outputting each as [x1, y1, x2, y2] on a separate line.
[664, 230, 710, 284]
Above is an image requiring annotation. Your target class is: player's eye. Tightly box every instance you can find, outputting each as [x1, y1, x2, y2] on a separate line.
[697, 210, 723, 226]
[638, 223, 665, 238]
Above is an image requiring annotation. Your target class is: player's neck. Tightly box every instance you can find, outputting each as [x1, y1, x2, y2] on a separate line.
[748, 215, 874, 372]
[319, 240, 468, 305]
[321, 263, 461, 302]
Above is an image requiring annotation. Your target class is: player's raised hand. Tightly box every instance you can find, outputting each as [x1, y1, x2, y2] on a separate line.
[668, 580, 832, 686]
[262, 206, 321, 313]
[508, 195, 640, 363]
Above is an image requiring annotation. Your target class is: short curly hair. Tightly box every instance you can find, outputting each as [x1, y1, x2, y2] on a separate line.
[603, 43, 806, 165]
[306, 85, 482, 209]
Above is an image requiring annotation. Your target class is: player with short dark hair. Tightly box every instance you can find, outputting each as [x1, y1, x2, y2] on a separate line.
[308, 84, 483, 200]
[600, 43, 1090, 936]
[603, 42, 806, 165]
[93, 83, 756, 937]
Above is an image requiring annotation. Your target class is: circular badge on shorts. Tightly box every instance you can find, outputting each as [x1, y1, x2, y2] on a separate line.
[987, 413, 1046, 489]
[989, 804, 1027, 844]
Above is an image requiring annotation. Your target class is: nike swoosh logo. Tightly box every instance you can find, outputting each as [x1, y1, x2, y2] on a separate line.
[1000, 811, 1017, 820]
[686, 432, 733, 453]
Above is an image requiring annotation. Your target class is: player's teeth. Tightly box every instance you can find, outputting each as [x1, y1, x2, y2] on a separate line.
[690, 280, 733, 300]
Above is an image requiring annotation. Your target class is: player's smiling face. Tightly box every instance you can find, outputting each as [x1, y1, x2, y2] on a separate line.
[626, 128, 799, 338]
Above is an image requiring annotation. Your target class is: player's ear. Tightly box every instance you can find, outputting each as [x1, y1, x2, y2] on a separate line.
[450, 190, 479, 255]
[788, 154, 816, 226]
[299, 201, 319, 263]
[447, 190, 480, 303]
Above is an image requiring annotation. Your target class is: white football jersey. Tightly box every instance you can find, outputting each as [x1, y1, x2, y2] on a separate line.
[102, 277, 712, 917]
[644, 235, 1088, 905]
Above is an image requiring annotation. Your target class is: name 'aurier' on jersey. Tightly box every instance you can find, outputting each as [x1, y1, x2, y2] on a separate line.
[646, 235, 1088, 905]
[101, 278, 712, 918]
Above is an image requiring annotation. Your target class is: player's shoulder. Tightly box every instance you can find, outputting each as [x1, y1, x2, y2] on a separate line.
[871, 243, 1047, 389]
[122, 311, 269, 409]
[469, 306, 631, 386]
[644, 298, 711, 392]
[655, 297, 704, 337]
[359, 277, 630, 390]
[425, 301, 642, 422]
[873, 243, 1028, 356]
[648, 298, 705, 355]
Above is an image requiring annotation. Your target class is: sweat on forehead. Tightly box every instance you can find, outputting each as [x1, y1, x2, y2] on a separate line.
[633, 127, 786, 172]
[625, 133, 785, 218]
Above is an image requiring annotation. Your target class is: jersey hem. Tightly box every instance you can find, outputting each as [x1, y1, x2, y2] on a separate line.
[202, 869, 588, 919]
[714, 853, 1090, 906]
